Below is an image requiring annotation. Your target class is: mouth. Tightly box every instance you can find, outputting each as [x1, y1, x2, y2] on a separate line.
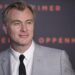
[19, 34, 29, 38]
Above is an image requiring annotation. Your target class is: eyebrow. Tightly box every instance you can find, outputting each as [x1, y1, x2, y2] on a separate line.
[25, 19, 34, 22]
[10, 20, 22, 24]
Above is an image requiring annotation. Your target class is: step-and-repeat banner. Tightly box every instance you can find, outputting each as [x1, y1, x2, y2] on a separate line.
[0, 0, 75, 70]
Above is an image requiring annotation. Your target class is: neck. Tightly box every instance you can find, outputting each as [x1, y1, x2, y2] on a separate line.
[10, 42, 32, 53]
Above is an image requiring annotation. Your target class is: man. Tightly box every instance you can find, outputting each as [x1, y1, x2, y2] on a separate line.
[0, 1, 74, 75]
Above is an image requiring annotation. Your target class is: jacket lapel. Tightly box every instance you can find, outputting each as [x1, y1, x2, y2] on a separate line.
[31, 44, 44, 75]
[1, 50, 11, 75]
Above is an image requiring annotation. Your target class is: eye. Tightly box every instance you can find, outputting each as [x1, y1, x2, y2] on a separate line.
[27, 21, 32, 24]
[26, 20, 34, 25]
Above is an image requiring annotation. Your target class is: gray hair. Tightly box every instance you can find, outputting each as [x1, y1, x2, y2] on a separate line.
[2, 1, 35, 24]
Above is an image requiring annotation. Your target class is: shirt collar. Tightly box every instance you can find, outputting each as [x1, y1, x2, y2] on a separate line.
[10, 41, 35, 61]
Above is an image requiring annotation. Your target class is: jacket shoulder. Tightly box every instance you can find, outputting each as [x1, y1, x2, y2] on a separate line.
[0, 49, 9, 60]
[35, 44, 65, 55]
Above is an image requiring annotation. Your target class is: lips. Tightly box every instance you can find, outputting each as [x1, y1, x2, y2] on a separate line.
[19, 34, 29, 38]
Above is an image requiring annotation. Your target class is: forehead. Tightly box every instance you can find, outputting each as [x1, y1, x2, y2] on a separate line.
[7, 8, 34, 20]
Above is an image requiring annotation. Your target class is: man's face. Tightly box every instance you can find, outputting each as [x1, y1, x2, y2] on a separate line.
[5, 8, 34, 46]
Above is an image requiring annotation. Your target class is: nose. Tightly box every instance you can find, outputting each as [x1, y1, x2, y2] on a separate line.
[20, 24, 27, 32]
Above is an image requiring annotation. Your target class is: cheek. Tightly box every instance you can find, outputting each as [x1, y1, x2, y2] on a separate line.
[7, 27, 19, 36]
[28, 25, 34, 32]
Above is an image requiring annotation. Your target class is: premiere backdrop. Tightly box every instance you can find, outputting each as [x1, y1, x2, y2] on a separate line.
[0, 0, 75, 70]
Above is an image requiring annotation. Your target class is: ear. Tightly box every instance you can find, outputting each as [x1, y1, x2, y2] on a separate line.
[3, 25, 7, 34]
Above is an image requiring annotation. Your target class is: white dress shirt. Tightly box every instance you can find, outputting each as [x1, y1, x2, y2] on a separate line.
[9, 41, 35, 75]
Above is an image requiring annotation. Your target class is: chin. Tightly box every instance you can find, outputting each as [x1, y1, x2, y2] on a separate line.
[18, 41, 32, 46]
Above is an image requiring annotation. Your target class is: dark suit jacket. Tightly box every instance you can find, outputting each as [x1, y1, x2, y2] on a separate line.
[0, 44, 75, 75]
